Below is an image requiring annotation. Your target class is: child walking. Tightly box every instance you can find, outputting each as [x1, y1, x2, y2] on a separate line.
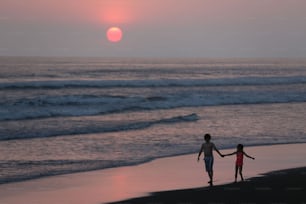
[197, 133, 224, 186]
[224, 144, 255, 182]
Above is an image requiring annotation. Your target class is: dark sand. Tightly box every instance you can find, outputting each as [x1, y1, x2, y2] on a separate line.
[109, 167, 306, 204]
[1, 143, 306, 204]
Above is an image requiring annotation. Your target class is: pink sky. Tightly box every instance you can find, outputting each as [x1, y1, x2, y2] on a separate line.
[1, 0, 306, 57]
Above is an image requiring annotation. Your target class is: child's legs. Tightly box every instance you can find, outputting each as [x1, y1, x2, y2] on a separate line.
[208, 171, 213, 180]
[204, 156, 214, 181]
[235, 165, 238, 179]
[239, 166, 244, 180]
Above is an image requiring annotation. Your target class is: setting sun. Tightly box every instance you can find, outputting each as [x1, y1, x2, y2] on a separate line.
[106, 27, 123, 43]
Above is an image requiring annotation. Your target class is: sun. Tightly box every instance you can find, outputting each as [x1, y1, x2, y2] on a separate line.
[106, 27, 123, 43]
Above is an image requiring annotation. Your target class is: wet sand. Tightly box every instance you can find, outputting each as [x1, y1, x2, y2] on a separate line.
[108, 167, 306, 204]
[0, 143, 306, 204]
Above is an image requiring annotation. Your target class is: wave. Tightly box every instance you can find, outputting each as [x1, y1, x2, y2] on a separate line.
[0, 113, 199, 141]
[1, 87, 306, 121]
[1, 76, 306, 89]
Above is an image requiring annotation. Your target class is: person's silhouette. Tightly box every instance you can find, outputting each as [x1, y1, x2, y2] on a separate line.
[197, 133, 224, 186]
[224, 144, 255, 182]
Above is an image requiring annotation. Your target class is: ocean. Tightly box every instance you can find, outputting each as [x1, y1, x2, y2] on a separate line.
[0, 57, 306, 184]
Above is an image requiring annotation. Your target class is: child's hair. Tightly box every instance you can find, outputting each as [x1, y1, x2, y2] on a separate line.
[237, 144, 244, 151]
[204, 133, 211, 141]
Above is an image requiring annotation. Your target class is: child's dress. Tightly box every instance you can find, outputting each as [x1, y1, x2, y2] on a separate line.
[236, 151, 243, 166]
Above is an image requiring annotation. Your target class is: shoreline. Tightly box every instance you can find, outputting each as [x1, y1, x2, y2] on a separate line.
[1, 141, 304, 186]
[0, 143, 306, 204]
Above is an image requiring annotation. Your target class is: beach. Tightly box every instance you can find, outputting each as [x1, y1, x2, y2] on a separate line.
[0, 143, 306, 204]
[110, 167, 306, 204]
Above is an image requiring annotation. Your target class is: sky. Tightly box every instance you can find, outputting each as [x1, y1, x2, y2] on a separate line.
[1, 0, 306, 58]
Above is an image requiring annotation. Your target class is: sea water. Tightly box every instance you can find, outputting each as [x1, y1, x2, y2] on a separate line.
[0, 57, 306, 184]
